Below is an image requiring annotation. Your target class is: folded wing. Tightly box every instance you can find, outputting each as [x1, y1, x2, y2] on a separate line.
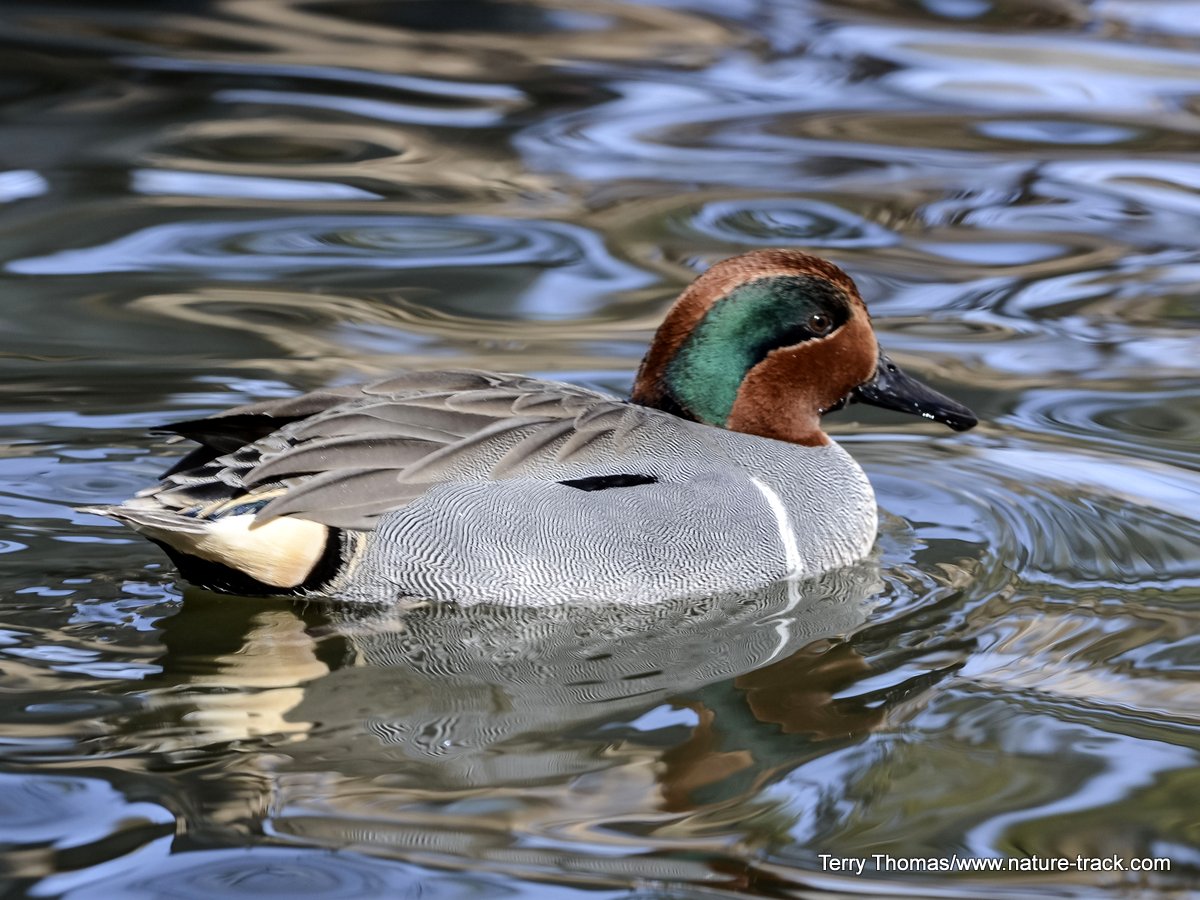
[141, 370, 643, 531]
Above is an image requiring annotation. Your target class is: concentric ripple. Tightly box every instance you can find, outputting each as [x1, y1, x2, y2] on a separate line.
[0, 773, 171, 848]
[684, 197, 899, 249]
[866, 439, 1200, 592]
[9, 215, 564, 274]
[39, 846, 551, 900]
[7, 214, 653, 317]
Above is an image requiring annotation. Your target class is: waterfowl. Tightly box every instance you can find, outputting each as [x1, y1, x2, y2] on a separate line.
[86, 250, 976, 605]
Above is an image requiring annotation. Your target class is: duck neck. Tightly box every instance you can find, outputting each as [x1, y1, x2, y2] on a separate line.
[630, 304, 710, 414]
[726, 353, 830, 447]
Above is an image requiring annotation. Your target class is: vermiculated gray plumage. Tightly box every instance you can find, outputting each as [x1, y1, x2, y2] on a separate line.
[88, 369, 877, 604]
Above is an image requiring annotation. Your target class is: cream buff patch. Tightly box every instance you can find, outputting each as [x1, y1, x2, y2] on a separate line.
[136, 513, 328, 589]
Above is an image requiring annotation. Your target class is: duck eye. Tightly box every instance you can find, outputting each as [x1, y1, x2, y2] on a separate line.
[808, 312, 833, 336]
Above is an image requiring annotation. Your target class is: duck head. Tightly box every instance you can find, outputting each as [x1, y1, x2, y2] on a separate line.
[631, 250, 977, 446]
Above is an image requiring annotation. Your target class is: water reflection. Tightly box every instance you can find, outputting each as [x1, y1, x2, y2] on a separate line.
[9, 214, 646, 301]
[85, 569, 947, 889]
[40, 844, 550, 900]
[142, 567, 878, 764]
[267, 580, 924, 885]
[684, 196, 900, 249]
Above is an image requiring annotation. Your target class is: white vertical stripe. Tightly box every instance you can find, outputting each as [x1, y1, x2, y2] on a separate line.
[750, 477, 804, 578]
[751, 477, 805, 662]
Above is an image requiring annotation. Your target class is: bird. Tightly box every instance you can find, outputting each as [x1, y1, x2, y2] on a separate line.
[83, 249, 977, 605]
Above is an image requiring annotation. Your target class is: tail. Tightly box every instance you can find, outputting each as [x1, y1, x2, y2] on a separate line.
[80, 502, 338, 595]
[79, 503, 210, 534]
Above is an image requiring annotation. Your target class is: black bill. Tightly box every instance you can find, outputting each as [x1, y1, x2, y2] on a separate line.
[852, 352, 977, 432]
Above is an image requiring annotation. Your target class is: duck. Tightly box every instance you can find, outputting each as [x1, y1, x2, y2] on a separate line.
[84, 249, 977, 605]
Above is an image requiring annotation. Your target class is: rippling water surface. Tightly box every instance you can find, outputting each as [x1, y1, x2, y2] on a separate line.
[1, 0, 1198, 897]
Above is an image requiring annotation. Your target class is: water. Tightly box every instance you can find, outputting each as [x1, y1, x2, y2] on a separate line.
[1, 0, 1198, 896]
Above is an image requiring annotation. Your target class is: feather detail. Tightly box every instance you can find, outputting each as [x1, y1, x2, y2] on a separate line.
[82, 505, 328, 589]
[106, 371, 638, 536]
[256, 469, 432, 529]
[243, 435, 434, 486]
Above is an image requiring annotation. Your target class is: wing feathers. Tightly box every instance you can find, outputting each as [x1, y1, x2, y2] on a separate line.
[492, 418, 577, 476]
[134, 371, 641, 531]
[257, 469, 431, 529]
[245, 435, 435, 486]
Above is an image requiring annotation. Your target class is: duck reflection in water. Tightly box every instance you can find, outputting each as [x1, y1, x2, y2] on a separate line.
[128, 563, 957, 864]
